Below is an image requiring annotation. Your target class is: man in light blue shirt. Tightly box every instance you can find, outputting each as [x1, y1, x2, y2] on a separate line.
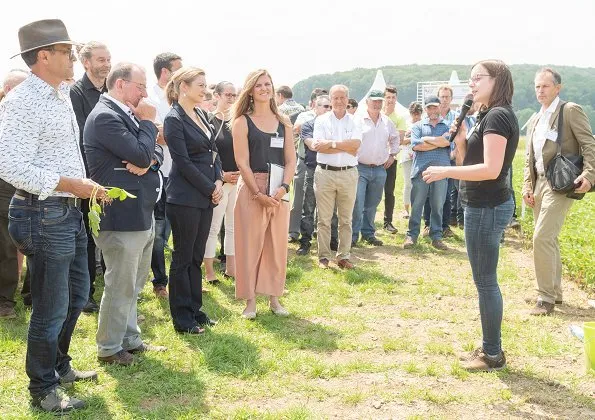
[403, 96, 451, 250]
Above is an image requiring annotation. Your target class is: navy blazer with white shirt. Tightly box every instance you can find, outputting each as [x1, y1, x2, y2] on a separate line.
[164, 102, 222, 209]
[83, 95, 163, 232]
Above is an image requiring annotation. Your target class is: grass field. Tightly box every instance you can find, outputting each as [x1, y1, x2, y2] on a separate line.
[0, 140, 594, 419]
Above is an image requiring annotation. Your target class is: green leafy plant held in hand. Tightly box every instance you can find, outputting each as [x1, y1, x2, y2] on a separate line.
[88, 186, 137, 236]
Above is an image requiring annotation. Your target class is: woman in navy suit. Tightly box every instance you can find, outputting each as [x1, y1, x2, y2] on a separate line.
[164, 67, 223, 334]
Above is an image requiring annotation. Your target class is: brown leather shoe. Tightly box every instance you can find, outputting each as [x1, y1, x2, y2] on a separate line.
[431, 239, 448, 251]
[127, 342, 167, 354]
[530, 300, 555, 316]
[337, 259, 355, 270]
[153, 286, 168, 298]
[318, 258, 330, 269]
[403, 236, 416, 249]
[98, 349, 134, 366]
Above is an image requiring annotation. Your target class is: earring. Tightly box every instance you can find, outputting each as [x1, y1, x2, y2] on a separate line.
[249, 95, 253, 103]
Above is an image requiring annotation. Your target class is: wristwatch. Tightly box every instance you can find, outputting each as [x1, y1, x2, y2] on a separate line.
[281, 183, 290, 193]
[331, 141, 337, 149]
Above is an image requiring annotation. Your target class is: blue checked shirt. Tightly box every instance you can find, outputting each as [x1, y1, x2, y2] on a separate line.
[410, 117, 451, 178]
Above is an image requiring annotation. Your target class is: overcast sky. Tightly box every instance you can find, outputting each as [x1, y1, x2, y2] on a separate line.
[2, 0, 594, 88]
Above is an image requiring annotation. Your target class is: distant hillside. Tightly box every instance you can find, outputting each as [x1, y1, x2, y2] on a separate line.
[292, 64, 595, 130]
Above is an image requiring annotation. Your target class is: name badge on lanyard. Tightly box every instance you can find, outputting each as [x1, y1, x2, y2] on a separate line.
[270, 133, 284, 148]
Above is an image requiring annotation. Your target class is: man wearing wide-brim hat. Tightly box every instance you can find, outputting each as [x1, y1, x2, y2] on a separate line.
[0, 18, 107, 414]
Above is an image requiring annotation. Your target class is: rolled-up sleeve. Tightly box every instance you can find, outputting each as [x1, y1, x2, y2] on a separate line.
[387, 119, 400, 154]
[0, 100, 61, 199]
[410, 123, 424, 147]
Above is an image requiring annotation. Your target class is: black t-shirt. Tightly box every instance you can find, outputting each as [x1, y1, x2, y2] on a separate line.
[209, 114, 238, 172]
[460, 105, 519, 208]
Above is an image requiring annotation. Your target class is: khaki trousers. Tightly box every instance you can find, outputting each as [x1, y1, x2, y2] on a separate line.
[532, 175, 574, 304]
[314, 166, 358, 260]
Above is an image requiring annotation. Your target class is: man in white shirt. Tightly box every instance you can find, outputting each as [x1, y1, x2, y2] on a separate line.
[147, 52, 182, 298]
[523, 68, 595, 315]
[352, 90, 399, 247]
[312, 85, 362, 269]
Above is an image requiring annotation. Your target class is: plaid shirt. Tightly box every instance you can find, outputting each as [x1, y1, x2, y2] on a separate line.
[409, 117, 451, 178]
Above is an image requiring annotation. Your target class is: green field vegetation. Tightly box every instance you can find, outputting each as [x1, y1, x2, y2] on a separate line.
[0, 143, 593, 418]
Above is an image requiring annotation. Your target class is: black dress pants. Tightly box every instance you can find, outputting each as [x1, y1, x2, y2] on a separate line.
[166, 202, 213, 332]
[383, 160, 397, 224]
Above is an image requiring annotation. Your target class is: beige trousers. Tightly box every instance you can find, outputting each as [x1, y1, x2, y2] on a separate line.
[532, 175, 574, 304]
[314, 166, 358, 260]
[234, 174, 289, 300]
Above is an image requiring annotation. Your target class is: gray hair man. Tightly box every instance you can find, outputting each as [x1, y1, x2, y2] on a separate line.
[312, 84, 362, 269]
[523, 67, 595, 315]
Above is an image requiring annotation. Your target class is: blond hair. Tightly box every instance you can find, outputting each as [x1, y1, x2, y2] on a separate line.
[231, 69, 284, 125]
[165, 66, 206, 105]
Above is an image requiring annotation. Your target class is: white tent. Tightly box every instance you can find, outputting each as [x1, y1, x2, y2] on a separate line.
[355, 70, 409, 118]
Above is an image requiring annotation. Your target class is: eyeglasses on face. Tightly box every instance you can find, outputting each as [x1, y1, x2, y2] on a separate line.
[122, 79, 147, 91]
[469, 74, 491, 83]
[47, 47, 76, 61]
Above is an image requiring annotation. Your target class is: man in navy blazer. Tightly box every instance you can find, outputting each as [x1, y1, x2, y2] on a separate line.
[83, 62, 166, 366]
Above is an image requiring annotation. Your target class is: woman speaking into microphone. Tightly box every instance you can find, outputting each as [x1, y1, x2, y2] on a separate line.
[422, 60, 519, 372]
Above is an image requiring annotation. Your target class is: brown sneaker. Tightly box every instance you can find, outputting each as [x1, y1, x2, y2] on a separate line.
[0, 305, 17, 319]
[403, 236, 416, 249]
[153, 286, 168, 299]
[337, 259, 355, 270]
[318, 258, 330, 269]
[431, 239, 448, 251]
[98, 349, 134, 366]
[127, 342, 167, 354]
[530, 300, 555, 316]
[462, 350, 506, 372]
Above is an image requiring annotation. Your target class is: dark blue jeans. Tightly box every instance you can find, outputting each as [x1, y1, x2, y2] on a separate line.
[8, 193, 89, 398]
[352, 164, 387, 241]
[151, 185, 170, 288]
[464, 197, 514, 355]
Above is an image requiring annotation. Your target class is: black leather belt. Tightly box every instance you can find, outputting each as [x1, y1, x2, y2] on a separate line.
[317, 164, 355, 171]
[14, 189, 81, 209]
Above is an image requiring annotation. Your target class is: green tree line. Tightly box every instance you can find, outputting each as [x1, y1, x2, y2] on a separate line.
[292, 64, 595, 131]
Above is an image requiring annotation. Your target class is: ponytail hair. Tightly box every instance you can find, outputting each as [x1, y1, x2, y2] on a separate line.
[165, 66, 206, 105]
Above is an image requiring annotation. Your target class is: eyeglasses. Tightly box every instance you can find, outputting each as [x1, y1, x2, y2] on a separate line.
[469, 74, 491, 83]
[47, 47, 76, 61]
[122, 79, 147, 91]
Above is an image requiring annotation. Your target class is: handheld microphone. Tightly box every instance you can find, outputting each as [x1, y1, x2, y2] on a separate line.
[449, 98, 474, 142]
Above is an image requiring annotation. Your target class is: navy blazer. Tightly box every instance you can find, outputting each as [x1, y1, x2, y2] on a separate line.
[164, 102, 222, 208]
[83, 95, 162, 231]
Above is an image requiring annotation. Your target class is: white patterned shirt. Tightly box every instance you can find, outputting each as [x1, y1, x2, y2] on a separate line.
[0, 73, 86, 199]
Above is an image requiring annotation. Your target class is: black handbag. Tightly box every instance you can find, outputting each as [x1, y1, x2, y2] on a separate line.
[545, 102, 585, 200]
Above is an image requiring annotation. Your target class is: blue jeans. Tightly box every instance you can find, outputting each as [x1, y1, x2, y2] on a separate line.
[352, 164, 387, 241]
[151, 185, 170, 288]
[8, 193, 89, 398]
[464, 197, 514, 355]
[408, 175, 447, 240]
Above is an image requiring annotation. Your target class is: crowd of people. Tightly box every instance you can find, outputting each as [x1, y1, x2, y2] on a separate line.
[0, 19, 594, 414]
